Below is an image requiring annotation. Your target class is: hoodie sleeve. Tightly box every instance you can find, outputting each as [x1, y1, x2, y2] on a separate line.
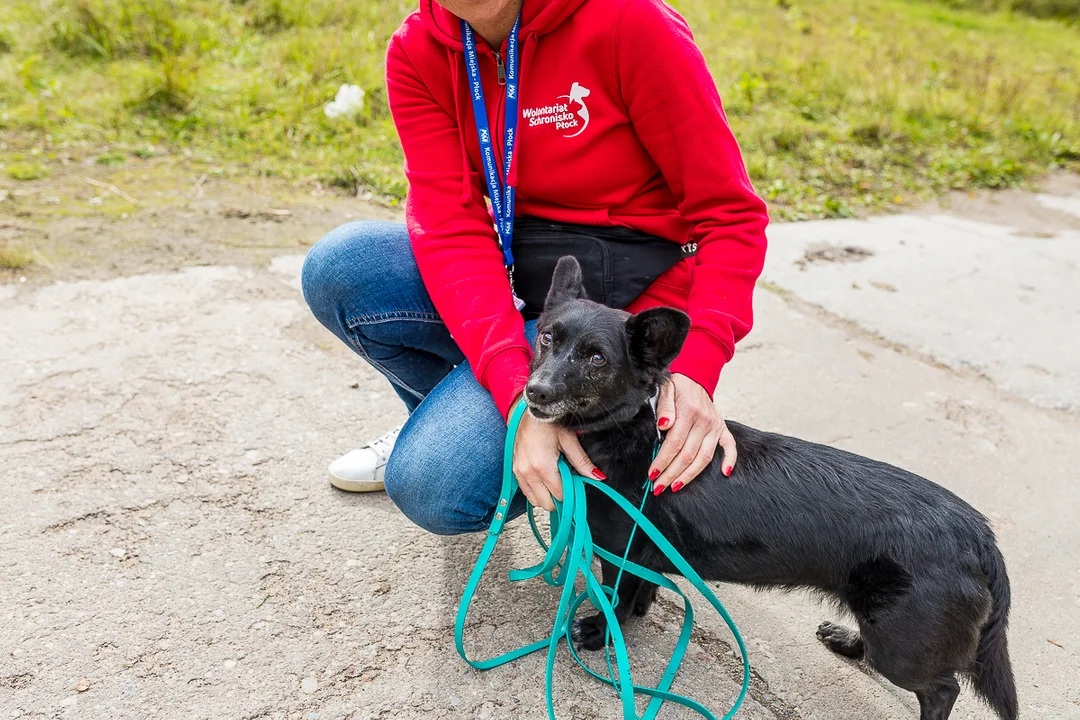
[615, 0, 769, 398]
[386, 32, 532, 420]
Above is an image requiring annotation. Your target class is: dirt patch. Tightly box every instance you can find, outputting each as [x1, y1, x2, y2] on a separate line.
[795, 244, 874, 269]
[0, 158, 400, 286]
[920, 170, 1080, 237]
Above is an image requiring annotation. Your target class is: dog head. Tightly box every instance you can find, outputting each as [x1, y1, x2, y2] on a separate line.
[525, 256, 690, 431]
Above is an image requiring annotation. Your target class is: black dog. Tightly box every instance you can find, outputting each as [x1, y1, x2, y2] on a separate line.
[523, 257, 1016, 720]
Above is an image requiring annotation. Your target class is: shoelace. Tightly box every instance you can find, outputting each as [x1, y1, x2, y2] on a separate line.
[366, 425, 402, 462]
[454, 400, 749, 720]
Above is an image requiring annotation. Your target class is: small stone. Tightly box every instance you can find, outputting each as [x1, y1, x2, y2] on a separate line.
[300, 676, 318, 694]
[350, 382, 359, 389]
[60, 696, 77, 706]
[223, 660, 237, 670]
[109, 548, 126, 558]
[75, 678, 91, 692]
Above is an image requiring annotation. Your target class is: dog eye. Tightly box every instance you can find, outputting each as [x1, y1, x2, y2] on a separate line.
[539, 332, 552, 347]
[589, 353, 606, 367]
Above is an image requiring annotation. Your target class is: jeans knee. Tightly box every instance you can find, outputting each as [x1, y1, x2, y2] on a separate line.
[301, 221, 407, 330]
[384, 443, 490, 536]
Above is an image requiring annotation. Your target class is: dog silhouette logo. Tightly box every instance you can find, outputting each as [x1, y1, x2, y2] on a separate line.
[557, 82, 591, 138]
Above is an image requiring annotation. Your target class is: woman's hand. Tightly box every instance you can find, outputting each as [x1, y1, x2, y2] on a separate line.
[509, 397, 606, 512]
[649, 373, 736, 494]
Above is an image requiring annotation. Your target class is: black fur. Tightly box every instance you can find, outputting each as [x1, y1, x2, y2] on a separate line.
[528, 257, 1017, 720]
[844, 556, 913, 622]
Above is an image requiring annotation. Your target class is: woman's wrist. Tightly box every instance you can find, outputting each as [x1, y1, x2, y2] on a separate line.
[507, 392, 525, 426]
[668, 328, 731, 400]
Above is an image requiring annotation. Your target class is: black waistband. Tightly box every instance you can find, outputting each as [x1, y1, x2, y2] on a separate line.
[514, 216, 695, 257]
[510, 215, 691, 317]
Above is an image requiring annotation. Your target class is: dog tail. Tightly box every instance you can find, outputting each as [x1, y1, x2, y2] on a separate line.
[970, 538, 1018, 720]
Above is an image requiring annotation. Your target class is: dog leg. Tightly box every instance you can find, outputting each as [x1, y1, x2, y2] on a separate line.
[816, 621, 865, 659]
[916, 675, 960, 720]
[572, 558, 652, 651]
[632, 582, 658, 616]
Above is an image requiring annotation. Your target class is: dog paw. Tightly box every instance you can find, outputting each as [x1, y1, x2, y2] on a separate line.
[816, 621, 864, 659]
[816, 620, 842, 641]
[571, 614, 608, 652]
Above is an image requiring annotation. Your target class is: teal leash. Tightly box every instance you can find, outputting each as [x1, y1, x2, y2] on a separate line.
[454, 400, 750, 720]
[600, 448, 658, 696]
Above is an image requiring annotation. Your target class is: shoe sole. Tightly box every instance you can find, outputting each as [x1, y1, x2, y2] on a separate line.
[328, 471, 386, 493]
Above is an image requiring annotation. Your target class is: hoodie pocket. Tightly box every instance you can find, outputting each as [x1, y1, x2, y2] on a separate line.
[512, 225, 609, 317]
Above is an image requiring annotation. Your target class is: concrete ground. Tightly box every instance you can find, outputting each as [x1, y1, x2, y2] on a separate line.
[2, 180, 1079, 719]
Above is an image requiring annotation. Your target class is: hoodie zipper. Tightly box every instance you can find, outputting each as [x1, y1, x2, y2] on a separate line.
[494, 51, 506, 85]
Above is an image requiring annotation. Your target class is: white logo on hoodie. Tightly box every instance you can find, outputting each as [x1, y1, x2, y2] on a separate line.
[557, 82, 590, 137]
[521, 82, 591, 137]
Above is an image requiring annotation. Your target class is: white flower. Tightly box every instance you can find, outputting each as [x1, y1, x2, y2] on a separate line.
[324, 84, 365, 119]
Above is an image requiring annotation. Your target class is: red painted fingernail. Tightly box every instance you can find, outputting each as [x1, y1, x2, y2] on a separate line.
[658, 417, 670, 429]
[672, 481, 684, 493]
[591, 468, 607, 481]
[649, 469, 660, 481]
[724, 466, 733, 477]
[653, 483, 664, 496]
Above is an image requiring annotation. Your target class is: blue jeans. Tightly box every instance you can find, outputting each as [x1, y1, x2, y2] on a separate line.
[302, 221, 529, 535]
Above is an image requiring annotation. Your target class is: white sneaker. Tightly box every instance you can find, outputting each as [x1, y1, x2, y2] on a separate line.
[328, 425, 402, 493]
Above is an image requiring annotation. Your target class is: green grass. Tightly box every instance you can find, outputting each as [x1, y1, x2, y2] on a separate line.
[0, 0, 1077, 219]
[929, 0, 1078, 22]
[94, 150, 126, 166]
[0, 243, 35, 269]
[5, 160, 49, 180]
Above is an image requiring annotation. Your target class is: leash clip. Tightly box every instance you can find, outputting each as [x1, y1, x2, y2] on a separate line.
[508, 265, 525, 312]
[649, 384, 662, 445]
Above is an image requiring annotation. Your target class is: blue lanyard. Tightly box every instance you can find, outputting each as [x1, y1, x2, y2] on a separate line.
[461, 13, 521, 271]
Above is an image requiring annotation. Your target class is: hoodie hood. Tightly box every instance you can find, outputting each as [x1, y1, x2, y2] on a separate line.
[420, 0, 587, 50]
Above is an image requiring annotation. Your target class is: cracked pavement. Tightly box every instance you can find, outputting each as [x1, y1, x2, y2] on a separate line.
[2, 180, 1080, 719]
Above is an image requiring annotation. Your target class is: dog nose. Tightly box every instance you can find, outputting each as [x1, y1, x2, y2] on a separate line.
[526, 380, 555, 404]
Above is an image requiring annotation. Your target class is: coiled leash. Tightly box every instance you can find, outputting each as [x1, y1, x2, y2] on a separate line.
[454, 401, 750, 719]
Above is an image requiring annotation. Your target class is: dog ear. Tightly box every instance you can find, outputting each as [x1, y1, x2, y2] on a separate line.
[544, 255, 587, 310]
[626, 307, 691, 375]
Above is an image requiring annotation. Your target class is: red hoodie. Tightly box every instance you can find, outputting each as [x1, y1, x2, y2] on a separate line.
[387, 0, 769, 419]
